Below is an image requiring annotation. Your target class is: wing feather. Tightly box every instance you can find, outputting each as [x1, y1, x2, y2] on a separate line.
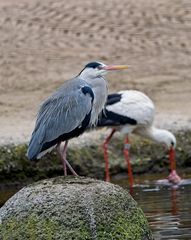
[37, 88, 92, 142]
[27, 80, 93, 160]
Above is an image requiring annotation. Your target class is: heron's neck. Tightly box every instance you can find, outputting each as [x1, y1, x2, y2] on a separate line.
[87, 77, 108, 125]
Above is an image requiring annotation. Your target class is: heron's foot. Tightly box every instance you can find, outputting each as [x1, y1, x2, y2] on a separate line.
[167, 170, 182, 184]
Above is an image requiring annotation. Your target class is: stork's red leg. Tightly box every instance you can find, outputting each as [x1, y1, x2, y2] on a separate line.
[123, 137, 134, 187]
[167, 147, 181, 184]
[103, 129, 116, 182]
[169, 147, 176, 171]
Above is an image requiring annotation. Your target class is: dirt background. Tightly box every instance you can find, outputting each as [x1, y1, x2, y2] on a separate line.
[0, 0, 191, 145]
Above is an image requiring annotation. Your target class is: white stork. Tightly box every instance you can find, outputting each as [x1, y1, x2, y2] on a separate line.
[97, 90, 182, 186]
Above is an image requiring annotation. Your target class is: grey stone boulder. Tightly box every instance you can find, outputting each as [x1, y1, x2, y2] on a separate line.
[0, 177, 153, 240]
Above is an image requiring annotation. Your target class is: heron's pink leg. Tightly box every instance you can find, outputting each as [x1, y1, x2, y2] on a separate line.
[123, 137, 134, 187]
[64, 159, 78, 176]
[103, 129, 116, 182]
[57, 142, 67, 176]
[57, 141, 78, 176]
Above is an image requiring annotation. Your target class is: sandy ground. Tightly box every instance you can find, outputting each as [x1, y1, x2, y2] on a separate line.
[0, 0, 191, 145]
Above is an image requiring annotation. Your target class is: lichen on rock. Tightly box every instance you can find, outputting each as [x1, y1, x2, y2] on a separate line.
[0, 176, 153, 240]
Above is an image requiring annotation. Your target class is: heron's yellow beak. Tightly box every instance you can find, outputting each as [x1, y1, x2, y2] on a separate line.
[103, 65, 129, 71]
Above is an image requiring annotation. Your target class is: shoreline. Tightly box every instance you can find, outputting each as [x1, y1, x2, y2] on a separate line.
[0, 129, 190, 185]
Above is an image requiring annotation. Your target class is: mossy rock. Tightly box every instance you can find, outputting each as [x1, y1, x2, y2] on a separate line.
[0, 177, 153, 240]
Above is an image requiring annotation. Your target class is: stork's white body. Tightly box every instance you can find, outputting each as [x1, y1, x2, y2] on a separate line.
[107, 90, 154, 132]
[102, 90, 176, 148]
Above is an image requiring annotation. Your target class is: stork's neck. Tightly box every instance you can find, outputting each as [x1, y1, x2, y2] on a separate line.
[136, 126, 175, 148]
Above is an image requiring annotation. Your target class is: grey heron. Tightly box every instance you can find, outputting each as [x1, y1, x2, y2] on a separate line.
[98, 90, 181, 185]
[27, 61, 128, 175]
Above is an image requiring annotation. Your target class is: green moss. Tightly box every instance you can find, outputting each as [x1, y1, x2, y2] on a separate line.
[0, 205, 151, 240]
[92, 189, 152, 240]
[0, 130, 191, 184]
[0, 214, 91, 240]
[0, 214, 59, 240]
[94, 207, 151, 240]
[101, 211, 149, 239]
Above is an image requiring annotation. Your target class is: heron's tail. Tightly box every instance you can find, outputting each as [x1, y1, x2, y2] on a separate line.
[27, 126, 45, 161]
[27, 136, 40, 161]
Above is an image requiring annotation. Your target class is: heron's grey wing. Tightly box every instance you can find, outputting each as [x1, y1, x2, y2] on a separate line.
[27, 86, 93, 159]
[38, 88, 93, 141]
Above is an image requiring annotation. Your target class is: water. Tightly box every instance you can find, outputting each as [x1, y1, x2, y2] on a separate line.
[113, 172, 191, 240]
[0, 184, 23, 207]
[1, 172, 191, 239]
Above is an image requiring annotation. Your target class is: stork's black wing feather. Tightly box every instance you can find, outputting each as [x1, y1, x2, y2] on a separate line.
[106, 93, 122, 105]
[98, 109, 137, 127]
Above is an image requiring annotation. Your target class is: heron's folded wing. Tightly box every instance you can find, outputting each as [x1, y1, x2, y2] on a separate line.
[34, 87, 93, 144]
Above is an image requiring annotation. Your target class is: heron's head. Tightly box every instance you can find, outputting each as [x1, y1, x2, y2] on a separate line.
[79, 61, 128, 79]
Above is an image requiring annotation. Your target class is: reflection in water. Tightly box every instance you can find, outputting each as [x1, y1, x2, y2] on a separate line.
[0, 186, 23, 207]
[113, 173, 191, 240]
[1, 173, 191, 239]
[171, 188, 178, 216]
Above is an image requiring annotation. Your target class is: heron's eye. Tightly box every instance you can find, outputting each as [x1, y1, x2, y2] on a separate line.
[97, 66, 103, 70]
[171, 141, 174, 146]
